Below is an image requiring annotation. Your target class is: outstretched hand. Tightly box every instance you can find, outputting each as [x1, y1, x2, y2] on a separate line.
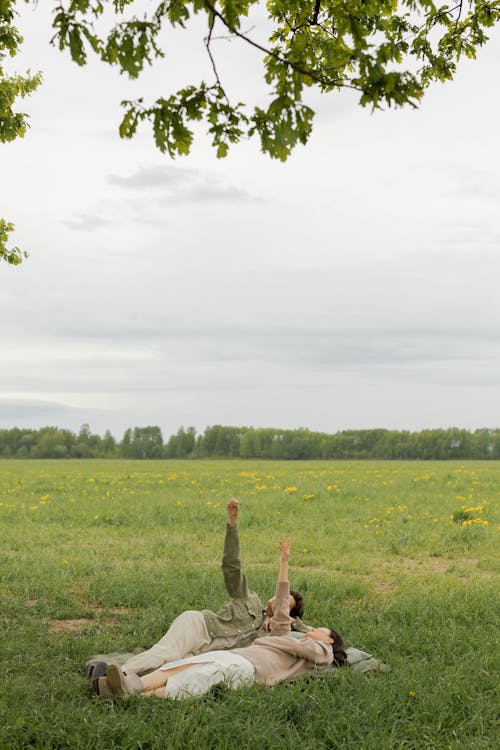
[279, 537, 291, 561]
[226, 498, 239, 526]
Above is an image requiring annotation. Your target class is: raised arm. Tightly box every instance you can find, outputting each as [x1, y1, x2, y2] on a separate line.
[268, 538, 294, 636]
[226, 498, 239, 528]
[278, 537, 291, 583]
[221, 499, 250, 599]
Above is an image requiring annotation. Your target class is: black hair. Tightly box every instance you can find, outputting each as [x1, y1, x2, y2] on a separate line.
[290, 590, 304, 619]
[329, 628, 348, 667]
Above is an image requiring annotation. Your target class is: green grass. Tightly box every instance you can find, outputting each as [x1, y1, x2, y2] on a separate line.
[1, 459, 498, 749]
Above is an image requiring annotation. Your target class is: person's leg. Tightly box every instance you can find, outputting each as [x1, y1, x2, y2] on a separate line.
[106, 652, 255, 701]
[121, 610, 211, 674]
[106, 662, 197, 699]
[141, 663, 194, 698]
[160, 652, 255, 700]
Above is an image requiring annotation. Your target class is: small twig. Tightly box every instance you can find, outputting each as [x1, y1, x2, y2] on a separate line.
[209, 24, 257, 42]
[397, 4, 463, 50]
[204, 15, 231, 104]
[312, 1, 321, 25]
[316, 21, 336, 40]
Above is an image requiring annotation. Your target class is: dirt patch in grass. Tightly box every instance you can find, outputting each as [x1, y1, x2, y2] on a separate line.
[49, 607, 130, 634]
[49, 618, 95, 634]
[65, 581, 133, 616]
[402, 557, 450, 574]
[372, 580, 396, 595]
[79, 604, 130, 616]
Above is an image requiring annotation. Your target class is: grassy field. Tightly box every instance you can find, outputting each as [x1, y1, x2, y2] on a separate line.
[1, 459, 498, 750]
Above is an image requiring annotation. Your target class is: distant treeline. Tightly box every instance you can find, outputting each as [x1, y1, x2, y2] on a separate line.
[1, 424, 500, 460]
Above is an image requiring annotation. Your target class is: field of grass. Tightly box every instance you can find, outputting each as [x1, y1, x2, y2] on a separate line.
[1, 459, 498, 749]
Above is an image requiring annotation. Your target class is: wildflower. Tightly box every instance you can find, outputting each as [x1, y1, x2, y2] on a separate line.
[284, 487, 297, 494]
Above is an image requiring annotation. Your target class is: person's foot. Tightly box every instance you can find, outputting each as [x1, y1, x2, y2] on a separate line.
[97, 676, 113, 698]
[106, 665, 143, 699]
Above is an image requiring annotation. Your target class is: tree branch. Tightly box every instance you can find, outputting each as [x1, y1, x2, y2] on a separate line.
[202, 1, 354, 90]
[204, 15, 231, 105]
[312, 1, 321, 25]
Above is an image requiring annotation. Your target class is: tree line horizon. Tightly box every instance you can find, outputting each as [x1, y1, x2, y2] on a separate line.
[1, 424, 500, 461]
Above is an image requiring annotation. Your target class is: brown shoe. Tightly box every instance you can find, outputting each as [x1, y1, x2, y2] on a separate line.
[106, 665, 143, 699]
[97, 676, 113, 699]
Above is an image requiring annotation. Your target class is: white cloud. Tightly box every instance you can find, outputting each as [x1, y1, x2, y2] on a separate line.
[62, 213, 111, 231]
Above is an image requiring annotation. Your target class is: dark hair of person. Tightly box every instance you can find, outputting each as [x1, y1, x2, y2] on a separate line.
[329, 628, 348, 667]
[290, 590, 304, 619]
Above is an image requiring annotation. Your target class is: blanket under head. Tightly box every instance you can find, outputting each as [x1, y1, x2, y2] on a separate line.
[85, 644, 390, 679]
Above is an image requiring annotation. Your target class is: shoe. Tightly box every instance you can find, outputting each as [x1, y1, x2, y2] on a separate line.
[88, 662, 108, 694]
[97, 676, 113, 699]
[106, 665, 143, 699]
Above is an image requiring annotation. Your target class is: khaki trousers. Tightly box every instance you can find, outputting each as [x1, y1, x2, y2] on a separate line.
[122, 610, 211, 675]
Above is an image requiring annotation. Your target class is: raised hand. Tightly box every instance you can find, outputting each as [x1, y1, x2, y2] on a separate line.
[226, 498, 240, 526]
[279, 537, 291, 561]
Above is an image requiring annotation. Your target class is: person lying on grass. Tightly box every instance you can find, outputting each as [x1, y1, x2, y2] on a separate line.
[90, 500, 306, 692]
[101, 537, 347, 700]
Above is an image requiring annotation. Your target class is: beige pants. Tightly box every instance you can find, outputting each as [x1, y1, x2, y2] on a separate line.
[122, 610, 211, 675]
[159, 651, 255, 699]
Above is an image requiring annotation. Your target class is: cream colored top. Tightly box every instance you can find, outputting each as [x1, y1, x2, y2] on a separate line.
[232, 581, 332, 686]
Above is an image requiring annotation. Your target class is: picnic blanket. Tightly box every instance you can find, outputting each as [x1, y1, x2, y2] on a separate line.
[85, 644, 389, 679]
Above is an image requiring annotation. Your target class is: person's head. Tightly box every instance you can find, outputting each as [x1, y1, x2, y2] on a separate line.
[290, 589, 304, 619]
[304, 627, 347, 666]
[265, 590, 305, 619]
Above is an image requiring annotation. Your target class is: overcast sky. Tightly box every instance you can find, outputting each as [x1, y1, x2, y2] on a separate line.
[1, 3, 499, 440]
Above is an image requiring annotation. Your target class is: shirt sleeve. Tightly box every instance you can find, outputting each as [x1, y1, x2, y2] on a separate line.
[257, 635, 333, 667]
[284, 638, 333, 667]
[221, 524, 250, 599]
[269, 581, 294, 636]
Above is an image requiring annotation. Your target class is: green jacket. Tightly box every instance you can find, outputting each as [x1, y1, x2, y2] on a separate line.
[202, 524, 307, 647]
